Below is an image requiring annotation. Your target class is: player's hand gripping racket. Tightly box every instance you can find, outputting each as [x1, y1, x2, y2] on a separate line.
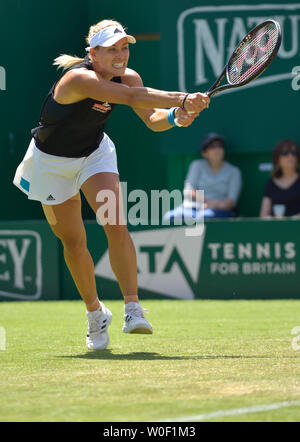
[206, 19, 281, 98]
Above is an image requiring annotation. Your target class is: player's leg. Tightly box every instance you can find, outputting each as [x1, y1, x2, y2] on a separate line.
[81, 172, 152, 334]
[42, 193, 98, 308]
[41, 193, 112, 350]
[82, 173, 137, 301]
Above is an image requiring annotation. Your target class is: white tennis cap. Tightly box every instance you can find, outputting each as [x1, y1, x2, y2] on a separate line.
[85, 26, 136, 52]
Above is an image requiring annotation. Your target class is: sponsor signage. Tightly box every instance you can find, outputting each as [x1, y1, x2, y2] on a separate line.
[160, 1, 300, 153]
[1, 220, 299, 301]
[95, 227, 206, 299]
[177, 3, 300, 93]
[0, 66, 5, 91]
[0, 224, 59, 301]
[92, 219, 300, 300]
[0, 230, 42, 300]
[208, 240, 296, 276]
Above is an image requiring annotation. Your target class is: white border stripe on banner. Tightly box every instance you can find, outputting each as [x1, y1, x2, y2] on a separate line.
[162, 400, 300, 422]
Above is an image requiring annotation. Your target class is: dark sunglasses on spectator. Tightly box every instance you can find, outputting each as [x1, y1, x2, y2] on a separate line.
[280, 150, 298, 156]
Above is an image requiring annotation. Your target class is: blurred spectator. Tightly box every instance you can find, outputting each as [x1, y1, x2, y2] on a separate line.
[163, 133, 242, 222]
[260, 139, 300, 218]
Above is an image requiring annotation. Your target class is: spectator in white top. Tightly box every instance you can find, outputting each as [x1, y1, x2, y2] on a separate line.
[163, 133, 242, 222]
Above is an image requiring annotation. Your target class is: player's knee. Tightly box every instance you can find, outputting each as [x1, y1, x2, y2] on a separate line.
[53, 228, 86, 255]
[62, 236, 87, 256]
[104, 224, 129, 245]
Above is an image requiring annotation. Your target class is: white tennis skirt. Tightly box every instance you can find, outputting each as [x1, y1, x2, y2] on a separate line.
[13, 133, 119, 205]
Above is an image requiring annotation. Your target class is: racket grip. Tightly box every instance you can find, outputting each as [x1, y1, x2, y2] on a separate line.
[174, 118, 184, 127]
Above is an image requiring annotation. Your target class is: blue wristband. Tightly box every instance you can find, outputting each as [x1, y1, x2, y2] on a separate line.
[167, 107, 177, 127]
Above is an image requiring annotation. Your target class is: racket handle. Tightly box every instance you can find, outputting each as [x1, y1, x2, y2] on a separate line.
[205, 90, 214, 98]
[174, 118, 183, 127]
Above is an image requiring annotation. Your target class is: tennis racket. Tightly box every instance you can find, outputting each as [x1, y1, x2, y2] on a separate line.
[206, 19, 282, 98]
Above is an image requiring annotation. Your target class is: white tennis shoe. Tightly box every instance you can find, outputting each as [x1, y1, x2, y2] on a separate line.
[86, 302, 112, 350]
[122, 302, 153, 334]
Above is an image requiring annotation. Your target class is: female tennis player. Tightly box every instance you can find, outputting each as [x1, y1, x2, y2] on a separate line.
[13, 19, 210, 350]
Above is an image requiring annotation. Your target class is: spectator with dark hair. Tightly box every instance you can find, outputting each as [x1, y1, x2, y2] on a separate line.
[260, 139, 300, 218]
[163, 133, 242, 222]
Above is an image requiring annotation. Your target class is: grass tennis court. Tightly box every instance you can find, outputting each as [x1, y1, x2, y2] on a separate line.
[1, 299, 300, 422]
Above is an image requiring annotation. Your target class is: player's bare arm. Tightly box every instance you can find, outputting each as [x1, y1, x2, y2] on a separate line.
[120, 68, 209, 131]
[55, 67, 210, 119]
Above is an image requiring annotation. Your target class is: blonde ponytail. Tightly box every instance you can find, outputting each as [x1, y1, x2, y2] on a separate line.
[53, 54, 85, 70]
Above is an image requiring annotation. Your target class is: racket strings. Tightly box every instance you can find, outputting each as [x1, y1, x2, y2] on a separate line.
[228, 23, 278, 84]
[230, 27, 276, 82]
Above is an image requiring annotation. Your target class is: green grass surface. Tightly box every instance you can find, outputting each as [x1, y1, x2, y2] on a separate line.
[0, 299, 300, 422]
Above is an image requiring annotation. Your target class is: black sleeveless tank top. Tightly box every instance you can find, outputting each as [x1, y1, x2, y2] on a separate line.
[31, 55, 121, 157]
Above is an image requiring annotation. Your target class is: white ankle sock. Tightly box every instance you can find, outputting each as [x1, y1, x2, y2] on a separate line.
[125, 302, 140, 313]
